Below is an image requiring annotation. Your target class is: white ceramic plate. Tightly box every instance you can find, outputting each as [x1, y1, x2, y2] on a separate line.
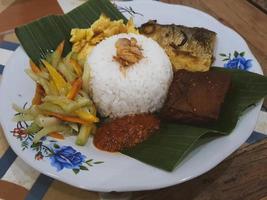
[0, 0, 263, 192]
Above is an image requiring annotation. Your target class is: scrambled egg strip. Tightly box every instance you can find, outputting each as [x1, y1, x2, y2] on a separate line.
[70, 14, 139, 65]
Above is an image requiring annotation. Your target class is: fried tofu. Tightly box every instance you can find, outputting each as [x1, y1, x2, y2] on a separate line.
[161, 70, 231, 124]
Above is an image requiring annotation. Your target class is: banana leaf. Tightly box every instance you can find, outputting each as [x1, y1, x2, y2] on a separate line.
[15, 0, 126, 65]
[14, 0, 267, 171]
[123, 67, 267, 171]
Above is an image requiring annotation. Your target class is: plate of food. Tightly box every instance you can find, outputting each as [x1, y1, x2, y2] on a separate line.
[1, 0, 267, 192]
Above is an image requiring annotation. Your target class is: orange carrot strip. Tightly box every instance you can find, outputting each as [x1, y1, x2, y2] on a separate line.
[44, 111, 89, 125]
[48, 131, 64, 140]
[32, 84, 45, 105]
[30, 60, 41, 73]
[67, 77, 82, 100]
[56, 41, 64, 57]
[51, 41, 65, 67]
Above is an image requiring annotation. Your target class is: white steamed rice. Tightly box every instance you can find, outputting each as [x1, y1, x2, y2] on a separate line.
[84, 33, 173, 118]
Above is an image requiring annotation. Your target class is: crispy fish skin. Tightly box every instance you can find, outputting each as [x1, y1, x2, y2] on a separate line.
[139, 20, 216, 72]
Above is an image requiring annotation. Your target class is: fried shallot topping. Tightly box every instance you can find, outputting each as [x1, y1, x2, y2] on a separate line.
[113, 37, 143, 68]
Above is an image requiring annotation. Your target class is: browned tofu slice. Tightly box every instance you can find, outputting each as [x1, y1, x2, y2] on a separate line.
[161, 70, 231, 124]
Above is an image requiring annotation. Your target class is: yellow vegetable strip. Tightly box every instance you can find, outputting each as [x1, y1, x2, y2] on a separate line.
[75, 109, 99, 123]
[67, 78, 82, 100]
[75, 124, 93, 146]
[48, 80, 59, 96]
[25, 69, 50, 94]
[70, 59, 83, 76]
[42, 59, 68, 92]
[44, 111, 90, 125]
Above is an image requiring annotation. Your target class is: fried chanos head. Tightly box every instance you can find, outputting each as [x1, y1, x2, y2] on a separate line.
[70, 14, 139, 65]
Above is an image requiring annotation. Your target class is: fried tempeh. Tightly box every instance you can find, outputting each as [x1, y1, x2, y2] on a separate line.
[161, 70, 231, 124]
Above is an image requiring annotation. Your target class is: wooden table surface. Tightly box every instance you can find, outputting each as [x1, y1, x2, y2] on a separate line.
[0, 1, 267, 200]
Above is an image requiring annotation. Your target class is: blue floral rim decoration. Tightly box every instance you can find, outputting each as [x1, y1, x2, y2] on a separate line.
[11, 119, 103, 175]
[220, 51, 252, 71]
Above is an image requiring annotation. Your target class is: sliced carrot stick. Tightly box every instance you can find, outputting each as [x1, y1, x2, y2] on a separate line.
[44, 111, 89, 125]
[51, 41, 64, 67]
[30, 60, 41, 73]
[32, 84, 45, 105]
[48, 131, 64, 140]
[55, 41, 64, 57]
[67, 77, 82, 100]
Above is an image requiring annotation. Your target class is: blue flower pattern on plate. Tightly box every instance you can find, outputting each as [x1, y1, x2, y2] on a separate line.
[11, 120, 103, 174]
[50, 146, 86, 171]
[221, 51, 252, 71]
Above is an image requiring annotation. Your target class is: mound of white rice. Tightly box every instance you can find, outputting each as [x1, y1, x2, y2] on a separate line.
[84, 33, 173, 118]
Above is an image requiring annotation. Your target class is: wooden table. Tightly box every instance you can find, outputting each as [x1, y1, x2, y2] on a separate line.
[0, 1, 267, 200]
